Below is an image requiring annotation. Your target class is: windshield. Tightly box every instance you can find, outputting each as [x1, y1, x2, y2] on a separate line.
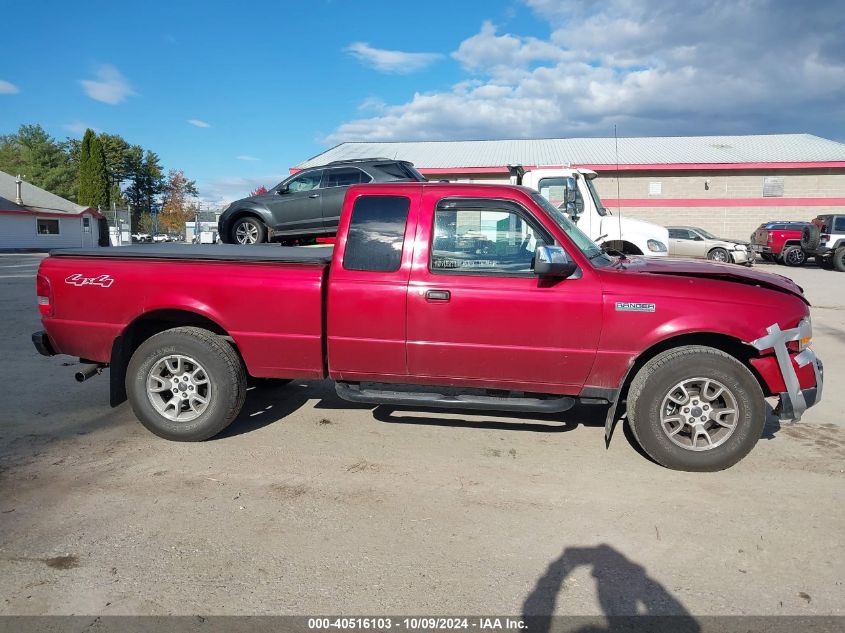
[696, 228, 718, 239]
[584, 177, 609, 216]
[530, 193, 613, 266]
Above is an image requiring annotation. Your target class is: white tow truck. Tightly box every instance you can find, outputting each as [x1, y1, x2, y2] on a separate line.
[518, 167, 668, 257]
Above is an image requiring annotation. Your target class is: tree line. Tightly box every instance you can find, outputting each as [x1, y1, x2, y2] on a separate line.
[0, 124, 199, 234]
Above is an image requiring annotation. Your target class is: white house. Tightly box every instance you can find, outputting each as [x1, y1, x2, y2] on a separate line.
[0, 170, 105, 250]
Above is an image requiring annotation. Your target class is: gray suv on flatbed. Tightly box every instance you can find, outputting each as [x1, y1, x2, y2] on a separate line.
[218, 158, 426, 244]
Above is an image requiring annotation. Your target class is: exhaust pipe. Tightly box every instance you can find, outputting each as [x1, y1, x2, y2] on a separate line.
[75, 363, 105, 383]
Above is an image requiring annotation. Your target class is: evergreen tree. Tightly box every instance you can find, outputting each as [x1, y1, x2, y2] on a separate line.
[77, 129, 94, 204]
[77, 129, 110, 210]
[0, 125, 77, 201]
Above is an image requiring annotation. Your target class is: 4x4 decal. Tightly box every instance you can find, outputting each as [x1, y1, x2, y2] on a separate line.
[65, 274, 114, 288]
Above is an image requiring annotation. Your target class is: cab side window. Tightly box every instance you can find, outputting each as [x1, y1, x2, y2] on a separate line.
[430, 201, 550, 276]
[538, 177, 583, 215]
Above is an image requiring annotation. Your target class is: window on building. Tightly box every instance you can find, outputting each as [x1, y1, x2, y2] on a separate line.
[343, 195, 410, 272]
[648, 181, 662, 196]
[762, 176, 785, 197]
[37, 218, 60, 235]
[430, 200, 549, 276]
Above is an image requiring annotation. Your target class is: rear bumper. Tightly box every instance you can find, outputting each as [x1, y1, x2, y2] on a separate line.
[750, 244, 772, 254]
[32, 330, 56, 357]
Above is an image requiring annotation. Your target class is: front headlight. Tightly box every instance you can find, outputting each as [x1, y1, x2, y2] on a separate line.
[734, 244, 747, 251]
[647, 240, 667, 252]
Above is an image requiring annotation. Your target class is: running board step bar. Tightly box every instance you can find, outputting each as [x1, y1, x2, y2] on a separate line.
[335, 382, 575, 414]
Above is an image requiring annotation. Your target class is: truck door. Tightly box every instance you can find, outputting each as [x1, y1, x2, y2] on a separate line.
[406, 192, 602, 394]
[326, 189, 420, 379]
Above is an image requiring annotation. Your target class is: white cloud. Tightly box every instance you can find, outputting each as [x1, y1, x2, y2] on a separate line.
[345, 42, 443, 74]
[188, 119, 211, 128]
[236, 155, 260, 161]
[329, 1, 845, 143]
[79, 65, 134, 104]
[0, 80, 19, 94]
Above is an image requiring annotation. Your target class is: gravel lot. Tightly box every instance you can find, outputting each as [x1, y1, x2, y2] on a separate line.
[0, 253, 842, 618]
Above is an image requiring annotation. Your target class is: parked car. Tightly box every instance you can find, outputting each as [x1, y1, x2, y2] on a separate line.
[801, 214, 845, 271]
[218, 158, 427, 245]
[667, 226, 752, 265]
[152, 234, 170, 243]
[749, 221, 809, 266]
[131, 233, 152, 243]
[33, 182, 822, 472]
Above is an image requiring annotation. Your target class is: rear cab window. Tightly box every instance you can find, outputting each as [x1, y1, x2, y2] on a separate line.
[343, 196, 410, 272]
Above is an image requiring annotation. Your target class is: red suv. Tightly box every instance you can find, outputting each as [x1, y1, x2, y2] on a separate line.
[749, 221, 810, 266]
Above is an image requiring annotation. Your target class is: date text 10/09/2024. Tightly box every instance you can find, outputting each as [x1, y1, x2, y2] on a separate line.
[307, 618, 527, 631]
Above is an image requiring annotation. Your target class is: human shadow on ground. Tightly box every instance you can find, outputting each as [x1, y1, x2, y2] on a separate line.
[522, 544, 700, 633]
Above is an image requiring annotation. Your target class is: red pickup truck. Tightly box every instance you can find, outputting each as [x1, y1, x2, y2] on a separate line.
[33, 183, 823, 471]
[749, 221, 810, 266]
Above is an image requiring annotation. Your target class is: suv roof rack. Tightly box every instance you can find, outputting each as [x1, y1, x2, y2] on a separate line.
[325, 157, 398, 166]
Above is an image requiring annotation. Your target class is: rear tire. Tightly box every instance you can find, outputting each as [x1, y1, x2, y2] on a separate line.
[126, 327, 247, 441]
[707, 247, 729, 263]
[781, 245, 806, 267]
[760, 253, 774, 262]
[231, 216, 266, 245]
[834, 246, 845, 272]
[627, 345, 765, 472]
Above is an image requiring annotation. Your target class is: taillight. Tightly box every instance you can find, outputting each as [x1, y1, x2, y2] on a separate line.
[820, 234, 830, 244]
[36, 274, 53, 316]
[767, 232, 774, 244]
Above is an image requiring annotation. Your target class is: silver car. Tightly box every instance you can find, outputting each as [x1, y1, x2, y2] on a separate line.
[667, 226, 752, 265]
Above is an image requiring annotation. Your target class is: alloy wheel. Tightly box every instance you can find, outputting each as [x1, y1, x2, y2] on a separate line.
[146, 354, 212, 422]
[659, 377, 738, 451]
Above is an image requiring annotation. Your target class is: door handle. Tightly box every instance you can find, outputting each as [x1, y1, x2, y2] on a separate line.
[308, 193, 320, 198]
[425, 289, 451, 302]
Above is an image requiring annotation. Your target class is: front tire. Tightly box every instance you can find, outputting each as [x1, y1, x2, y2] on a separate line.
[707, 247, 730, 263]
[627, 345, 765, 472]
[231, 216, 266, 245]
[126, 327, 247, 441]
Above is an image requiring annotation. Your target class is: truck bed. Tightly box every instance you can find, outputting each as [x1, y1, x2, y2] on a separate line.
[50, 244, 334, 265]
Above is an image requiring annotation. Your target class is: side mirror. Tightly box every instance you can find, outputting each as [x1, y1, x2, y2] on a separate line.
[534, 245, 578, 278]
[564, 188, 577, 204]
[276, 185, 289, 194]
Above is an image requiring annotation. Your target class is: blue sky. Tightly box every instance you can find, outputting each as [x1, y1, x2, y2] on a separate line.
[2, 0, 843, 205]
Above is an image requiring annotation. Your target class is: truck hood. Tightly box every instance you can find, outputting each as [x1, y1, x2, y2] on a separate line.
[609, 256, 807, 302]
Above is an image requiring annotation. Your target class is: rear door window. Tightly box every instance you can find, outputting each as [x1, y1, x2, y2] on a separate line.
[343, 196, 410, 272]
[323, 167, 372, 188]
[834, 217, 845, 232]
